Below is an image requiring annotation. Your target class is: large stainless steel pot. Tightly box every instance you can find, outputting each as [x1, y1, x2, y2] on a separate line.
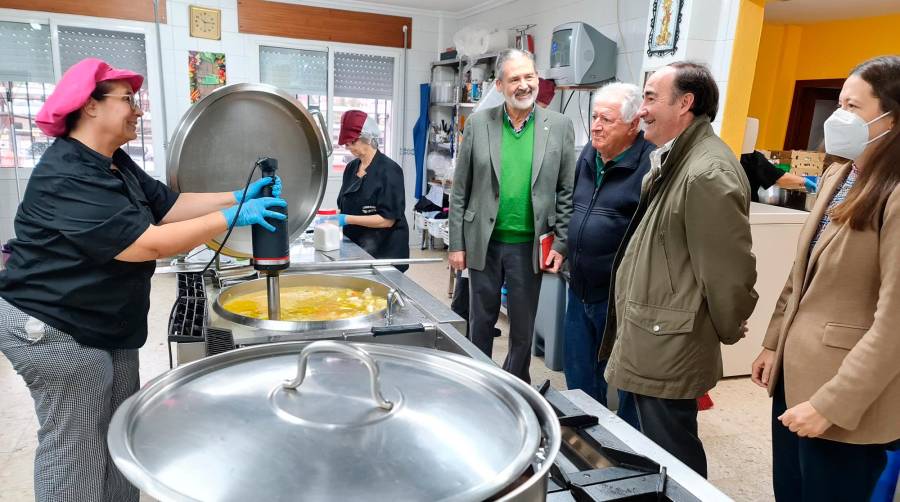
[213, 273, 395, 331]
[108, 341, 561, 502]
[167, 83, 332, 258]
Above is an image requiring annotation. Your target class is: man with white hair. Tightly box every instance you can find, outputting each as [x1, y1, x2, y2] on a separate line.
[564, 82, 653, 427]
[449, 48, 575, 382]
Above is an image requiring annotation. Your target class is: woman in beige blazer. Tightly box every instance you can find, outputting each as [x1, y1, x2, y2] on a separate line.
[751, 56, 900, 501]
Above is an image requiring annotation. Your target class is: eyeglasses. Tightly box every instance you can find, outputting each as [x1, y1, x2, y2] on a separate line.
[102, 94, 141, 111]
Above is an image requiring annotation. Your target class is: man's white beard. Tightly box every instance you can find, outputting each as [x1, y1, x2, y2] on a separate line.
[505, 90, 537, 111]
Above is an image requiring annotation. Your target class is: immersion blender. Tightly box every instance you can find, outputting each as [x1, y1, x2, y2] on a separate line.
[250, 158, 289, 320]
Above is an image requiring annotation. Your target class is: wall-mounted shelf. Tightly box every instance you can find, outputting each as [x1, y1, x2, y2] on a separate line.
[422, 52, 500, 192]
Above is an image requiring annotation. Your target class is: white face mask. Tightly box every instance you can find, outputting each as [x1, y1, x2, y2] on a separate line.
[823, 108, 891, 160]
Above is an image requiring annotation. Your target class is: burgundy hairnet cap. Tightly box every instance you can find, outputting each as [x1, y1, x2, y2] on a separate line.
[537, 78, 556, 107]
[339, 110, 368, 145]
[36, 58, 144, 137]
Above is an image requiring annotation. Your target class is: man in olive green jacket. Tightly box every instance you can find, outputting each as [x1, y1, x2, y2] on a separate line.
[602, 63, 758, 477]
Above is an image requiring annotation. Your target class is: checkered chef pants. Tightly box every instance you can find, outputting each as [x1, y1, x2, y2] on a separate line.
[0, 297, 140, 502]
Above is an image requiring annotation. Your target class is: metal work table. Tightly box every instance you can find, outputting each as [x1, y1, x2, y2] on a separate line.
[169, 236, 486, 365]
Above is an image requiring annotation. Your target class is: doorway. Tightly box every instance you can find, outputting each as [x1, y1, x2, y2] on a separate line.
[784, 78, 844, 150]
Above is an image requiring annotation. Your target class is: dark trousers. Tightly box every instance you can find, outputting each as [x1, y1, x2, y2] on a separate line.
[469, 240, 542, 383]
[563, 289, 639, 429]
[451, 273, 501, 339]
[633, 394, 708, 478]
[772, 379, 889, 502]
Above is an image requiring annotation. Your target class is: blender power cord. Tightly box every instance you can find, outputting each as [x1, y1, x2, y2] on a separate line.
[200, 159, 264, 275]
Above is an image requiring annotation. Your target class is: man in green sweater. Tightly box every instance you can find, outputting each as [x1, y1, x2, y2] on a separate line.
[449, 49, 575, 382]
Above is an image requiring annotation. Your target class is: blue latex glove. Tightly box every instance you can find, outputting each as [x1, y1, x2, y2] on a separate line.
[322, 214, 347, 227]
[804, 178, 818, 193]
[233, 176, 282, 202]
[221, 197, 287, 232]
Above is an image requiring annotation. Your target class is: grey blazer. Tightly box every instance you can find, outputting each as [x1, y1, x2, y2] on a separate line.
[449, 104, 575, 273]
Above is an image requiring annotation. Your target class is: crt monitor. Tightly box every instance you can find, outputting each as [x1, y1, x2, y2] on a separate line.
[548, 22, 617, 86]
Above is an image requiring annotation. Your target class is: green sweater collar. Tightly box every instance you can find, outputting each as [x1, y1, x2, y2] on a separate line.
[503, 105, 535, 135]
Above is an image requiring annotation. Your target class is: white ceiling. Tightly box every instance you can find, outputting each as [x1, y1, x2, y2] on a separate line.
[765, 0, 900, 23]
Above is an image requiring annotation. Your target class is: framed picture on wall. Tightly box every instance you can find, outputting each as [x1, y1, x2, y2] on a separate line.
[189, 51, 226, 103]
[647, 0, 684, 57]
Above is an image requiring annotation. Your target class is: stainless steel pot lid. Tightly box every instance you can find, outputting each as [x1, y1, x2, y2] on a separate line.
[109, 341, 542, 502]
[166, 83, 332, 258]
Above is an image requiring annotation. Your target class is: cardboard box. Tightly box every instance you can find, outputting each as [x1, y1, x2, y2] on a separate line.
[790, 150, 826, 176]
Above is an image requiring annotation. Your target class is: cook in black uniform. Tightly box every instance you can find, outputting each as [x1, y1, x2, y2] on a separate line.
[334, 110, 410, 271]
[0, 58, 285, 502]
[741, 150, 817, 202]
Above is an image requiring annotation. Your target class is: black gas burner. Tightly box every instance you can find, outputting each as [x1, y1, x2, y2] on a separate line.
[538, 384, 700, 502]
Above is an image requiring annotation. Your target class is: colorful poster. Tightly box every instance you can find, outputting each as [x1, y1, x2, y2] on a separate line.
[189, 51, 226, 103]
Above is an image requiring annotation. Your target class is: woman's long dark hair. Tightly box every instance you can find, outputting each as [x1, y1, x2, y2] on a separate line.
[831, 55, 900, 230]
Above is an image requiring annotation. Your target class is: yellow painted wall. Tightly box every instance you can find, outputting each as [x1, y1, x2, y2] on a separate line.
[748, 13, 900, 150]
[720, 0, 766, 155]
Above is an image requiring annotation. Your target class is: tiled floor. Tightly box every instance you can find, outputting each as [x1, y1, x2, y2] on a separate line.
[0, 248, 775, 501]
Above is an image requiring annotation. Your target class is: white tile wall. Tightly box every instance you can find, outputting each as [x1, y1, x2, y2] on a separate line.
[712, 39, 735, 83]
[638, 0, 743, 140]
[221, 7, 238, 33]
[686, 39, 717, 67]
[687, 0, 723, 42]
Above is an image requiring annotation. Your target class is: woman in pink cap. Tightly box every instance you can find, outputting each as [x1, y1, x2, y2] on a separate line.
[0, 58, 285, 501]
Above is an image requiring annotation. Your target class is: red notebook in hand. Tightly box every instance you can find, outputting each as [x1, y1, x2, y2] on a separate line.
[540, 231, 555, 271]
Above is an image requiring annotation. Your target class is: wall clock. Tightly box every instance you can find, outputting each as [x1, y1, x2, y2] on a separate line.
[189, 6, 221, 40]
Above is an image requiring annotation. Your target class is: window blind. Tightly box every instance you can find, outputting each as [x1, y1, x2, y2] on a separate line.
[334, 52, 394, 100]
[0, 21, 54, 83]
[57, 27, 148, 87]
[260, 46, 328, 96]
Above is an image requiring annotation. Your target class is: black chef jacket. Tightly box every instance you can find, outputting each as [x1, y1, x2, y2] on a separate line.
[0, 137, 179, 349]
[337, 150, 410, 271]
[740, 150, 786, 203]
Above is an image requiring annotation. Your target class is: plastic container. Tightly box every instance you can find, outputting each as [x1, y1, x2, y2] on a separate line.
[432, 66, 457, 83]
[313, 223, 342, 251]
[311, 208, 338, 228]
[431, 82, 456, 104]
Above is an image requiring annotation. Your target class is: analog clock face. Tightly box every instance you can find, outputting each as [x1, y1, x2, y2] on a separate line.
[190, 7, 220, 39]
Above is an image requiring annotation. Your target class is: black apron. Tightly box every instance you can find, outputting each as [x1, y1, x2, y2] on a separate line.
[337, 151, 410, 272]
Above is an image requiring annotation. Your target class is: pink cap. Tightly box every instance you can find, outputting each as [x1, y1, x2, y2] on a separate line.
[36, 58, 144, 137]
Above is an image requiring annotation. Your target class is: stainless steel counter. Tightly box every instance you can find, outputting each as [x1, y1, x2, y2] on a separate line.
[171, 236, 488, 365]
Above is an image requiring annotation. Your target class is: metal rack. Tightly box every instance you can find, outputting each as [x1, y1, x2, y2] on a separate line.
[421, 52, 500, 195]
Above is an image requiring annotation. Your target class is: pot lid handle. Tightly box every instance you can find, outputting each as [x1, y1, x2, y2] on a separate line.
[282, 341, 393, 410]
[310, 109, 334, 158]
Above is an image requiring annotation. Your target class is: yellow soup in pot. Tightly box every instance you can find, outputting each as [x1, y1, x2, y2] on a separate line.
[222, 286, 388, 321]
